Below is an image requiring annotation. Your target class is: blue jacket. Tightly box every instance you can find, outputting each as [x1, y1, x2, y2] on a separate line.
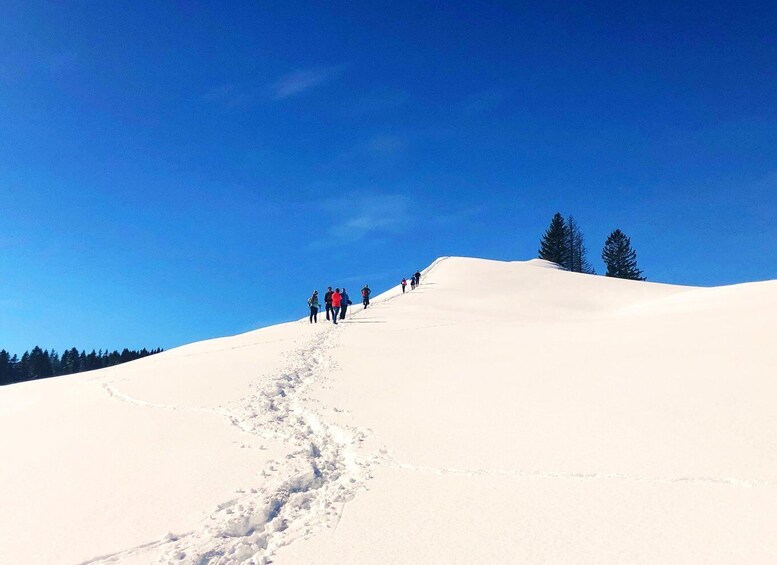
[340, 291, 351, 305]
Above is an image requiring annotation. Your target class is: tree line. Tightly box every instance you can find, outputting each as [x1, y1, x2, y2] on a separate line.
[538, 213, 645, 280]
[0, 346, 163, 386]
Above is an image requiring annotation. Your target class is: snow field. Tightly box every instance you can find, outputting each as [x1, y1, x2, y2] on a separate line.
[2, 256, 777, 564]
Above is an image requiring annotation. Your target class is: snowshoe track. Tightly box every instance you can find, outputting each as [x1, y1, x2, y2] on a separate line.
[153, 328, 374, 564]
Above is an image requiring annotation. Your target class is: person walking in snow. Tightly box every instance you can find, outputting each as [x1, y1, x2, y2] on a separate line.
[324, 287, 333, 320]
[410, 276, 416, 290]
[340, 288, 352, 320]
[361, 285, 371, 309]
[307, 291, 320, 324]
[414, 271, 421, 287]
[401, 278, 407, 293]
[331, 288, 342, 324]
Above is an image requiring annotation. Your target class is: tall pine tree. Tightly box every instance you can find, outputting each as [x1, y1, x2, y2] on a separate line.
[0, 350, 12, 385]
[602, 229, 645, 280]
[538, 213, 570, 268]
[566, 216, 595, 274]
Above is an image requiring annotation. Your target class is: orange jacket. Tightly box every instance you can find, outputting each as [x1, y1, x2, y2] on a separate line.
[331, 291, 342, 307]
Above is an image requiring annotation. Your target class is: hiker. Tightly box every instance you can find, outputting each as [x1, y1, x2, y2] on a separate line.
[361, 285, 371, 309]
[401, 278, 407, 293]
[414, 271, 421, 286]
[307, 291, 320, 324]
[410, 276, 416, 290]
[324, 287, 333, 320]
[331, 288, 342, 324]
[340, 288, 352, 320]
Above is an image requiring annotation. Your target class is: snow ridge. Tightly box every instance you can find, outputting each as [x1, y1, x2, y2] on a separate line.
[154, 327, 375, 564]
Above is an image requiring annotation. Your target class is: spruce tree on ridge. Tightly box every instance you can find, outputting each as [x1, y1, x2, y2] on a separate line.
[602, 229, 645, 280]
[538, 212, 570, 268]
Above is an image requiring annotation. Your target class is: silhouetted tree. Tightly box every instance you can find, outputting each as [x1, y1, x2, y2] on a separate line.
[539, 213, 570, 268]
[0, 350, 12, 385]
[49, 350, 61, 375]
[602, 229, 645, 280]
[566, 216, 595, 274]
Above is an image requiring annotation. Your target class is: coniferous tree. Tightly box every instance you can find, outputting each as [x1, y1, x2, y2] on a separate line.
[60, 349, 71, 374]
[19, 352, 31, 380]
[602, 229, 645, 280]
[566, 216, 595, 274]
[86, 350, 99, 371]
[9, 354, 19, 382]
[0, 350, 11, 385]
[26, 346, 53, 379]
[538, 212, 570, 268]
[49, 350, 61, 376]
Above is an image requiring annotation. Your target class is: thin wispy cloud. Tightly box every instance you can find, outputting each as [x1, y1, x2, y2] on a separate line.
[271, 65, 344, 100]
[203, 64, 344, 108]
[311, 193, 413, 249]
[431, 205, 487, 226]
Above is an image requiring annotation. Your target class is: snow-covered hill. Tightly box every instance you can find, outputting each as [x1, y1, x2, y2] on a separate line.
[2, 257, 776, 564]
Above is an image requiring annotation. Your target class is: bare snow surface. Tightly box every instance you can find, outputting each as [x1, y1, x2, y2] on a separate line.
[2, 256, 777, 564]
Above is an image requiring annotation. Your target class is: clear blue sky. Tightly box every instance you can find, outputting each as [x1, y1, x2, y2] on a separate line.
[1, 1, 775, 354]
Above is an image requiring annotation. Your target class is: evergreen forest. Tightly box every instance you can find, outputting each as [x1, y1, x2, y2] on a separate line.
[0, 346, 163, 386]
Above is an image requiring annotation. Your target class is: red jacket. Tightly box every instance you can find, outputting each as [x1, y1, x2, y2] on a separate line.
[331, 291, 342, 307]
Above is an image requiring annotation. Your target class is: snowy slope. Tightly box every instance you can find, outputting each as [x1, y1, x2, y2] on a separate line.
[2, 257, 776, 564]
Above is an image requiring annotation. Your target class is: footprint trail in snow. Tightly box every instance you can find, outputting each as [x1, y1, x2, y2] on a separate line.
[156, 327, 375, 564]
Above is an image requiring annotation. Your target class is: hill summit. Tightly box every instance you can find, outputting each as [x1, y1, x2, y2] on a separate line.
[2, 256, 776, 564]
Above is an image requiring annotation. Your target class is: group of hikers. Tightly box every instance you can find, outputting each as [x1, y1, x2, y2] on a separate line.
[307, 270, 422, 324]
[400, 271, 422, 293]
[307, 285, 369, 324]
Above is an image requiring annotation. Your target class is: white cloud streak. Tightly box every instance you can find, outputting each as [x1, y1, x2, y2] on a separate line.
[312, 193, 413, 248]
[271, 65, 343, 100]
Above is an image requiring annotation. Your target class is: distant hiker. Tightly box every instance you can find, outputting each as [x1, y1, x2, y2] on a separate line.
[324, 287, 333, 320]
[414, 271, 421, 286]
[308, 291, 320, 324]
[410, 276, 416, 290]
[361, 285, 371, 309]
[340, 288, 352, 320]
[331, 288, 342, 324]
[401, 278, 407, 293]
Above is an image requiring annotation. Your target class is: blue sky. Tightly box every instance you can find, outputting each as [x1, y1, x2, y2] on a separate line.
[1, 1, 775, 354]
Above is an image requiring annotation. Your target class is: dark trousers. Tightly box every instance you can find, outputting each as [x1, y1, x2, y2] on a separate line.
[332, 306, 341, 323]
[340, 304, 348, 319]
[325, 303, 333, 320]
[402, 285, 406, 293]
[309, 307, 318, 323]
[363, 298, 369, 308]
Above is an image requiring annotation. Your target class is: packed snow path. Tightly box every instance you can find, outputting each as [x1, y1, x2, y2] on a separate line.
[155, 328, 375, 564]
[73, 323, 381, 565]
